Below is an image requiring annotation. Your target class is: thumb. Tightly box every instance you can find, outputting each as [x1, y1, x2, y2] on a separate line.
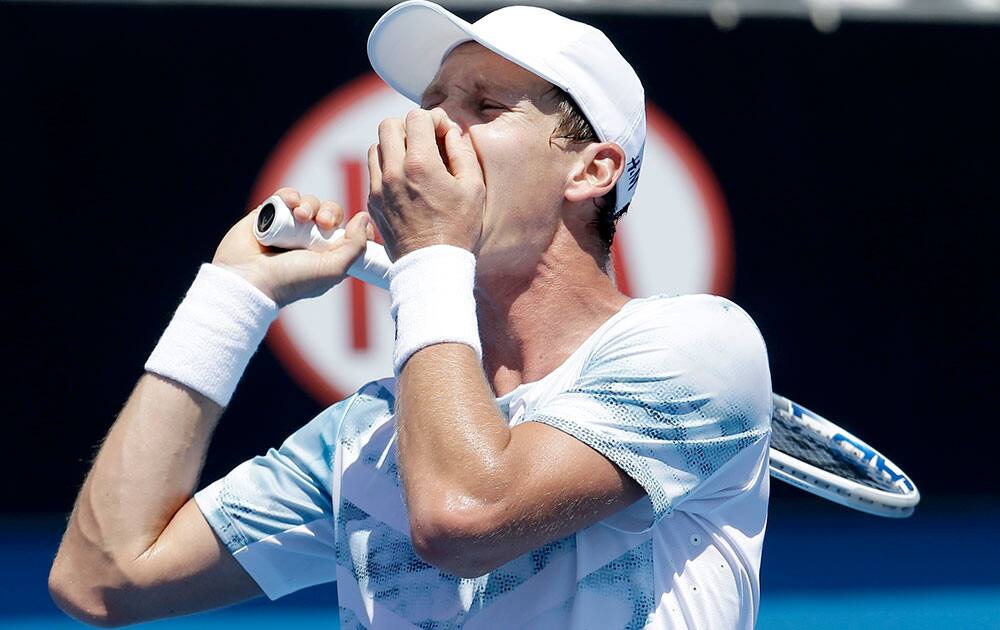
[444, 127, 482, 181]
[343, 210, 372, 246]
[319, 212, 371, 277]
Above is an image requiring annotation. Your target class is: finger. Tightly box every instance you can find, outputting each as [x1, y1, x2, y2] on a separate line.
[316, 200, 344, 229]
[343, 210, 370, 245]
[368, 143, 383, 198]
[428, 107, 459, 137]
[444, 127, 483, 180]
[237, 207, 259, 227]
[319, 211, 370, 275]
[404, 109, 443, 166]
[275, 187, 301, 208]
[295, 194, 321, 222]
[377, 118, 406, 176]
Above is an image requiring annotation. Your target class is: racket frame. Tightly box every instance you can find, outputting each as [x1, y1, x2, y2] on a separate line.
[769, 394, 919, 518]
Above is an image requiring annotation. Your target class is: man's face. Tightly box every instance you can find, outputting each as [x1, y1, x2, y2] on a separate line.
[420, 42, 576, 275]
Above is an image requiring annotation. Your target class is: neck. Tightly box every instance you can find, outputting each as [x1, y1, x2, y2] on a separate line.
[475, 228, 629, 397]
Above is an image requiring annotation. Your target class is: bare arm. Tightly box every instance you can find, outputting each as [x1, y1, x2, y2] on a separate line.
[49, 375, 261, 627]
[397, 345, 643, 578]
[370, 110, 642, 577]
[50, 189, 373, 627]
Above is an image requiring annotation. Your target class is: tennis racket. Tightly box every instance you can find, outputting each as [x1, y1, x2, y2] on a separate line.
[253, 195, 392, 289]
[769, 394, 919, 517]
[254, 200, 920, 518]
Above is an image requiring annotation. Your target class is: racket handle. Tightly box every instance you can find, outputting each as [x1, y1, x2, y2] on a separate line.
[253, 195, 392, 290]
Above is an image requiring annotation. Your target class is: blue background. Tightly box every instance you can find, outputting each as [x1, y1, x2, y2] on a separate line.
[5, 502, 998, 627]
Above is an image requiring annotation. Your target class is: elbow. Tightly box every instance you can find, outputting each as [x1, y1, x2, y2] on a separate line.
[49, 567, 113, 628]
[408, 505, 506, 578]
[49, 555, 130, 628]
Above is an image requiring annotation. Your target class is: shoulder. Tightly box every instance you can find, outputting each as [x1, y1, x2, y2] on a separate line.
[584, 295, 771, 420]
[618, 293, 759, 329]
[593, 294, 767, 366]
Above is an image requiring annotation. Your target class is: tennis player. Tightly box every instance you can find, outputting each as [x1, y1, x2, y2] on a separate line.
[50, 2, 772, 628]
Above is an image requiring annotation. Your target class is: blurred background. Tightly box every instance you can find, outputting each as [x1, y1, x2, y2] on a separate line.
[3, 0, 999, 627]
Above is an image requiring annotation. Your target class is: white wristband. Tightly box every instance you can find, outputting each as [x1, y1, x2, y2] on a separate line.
[144, 264, 279, 406]
[389, 245, 481, 375]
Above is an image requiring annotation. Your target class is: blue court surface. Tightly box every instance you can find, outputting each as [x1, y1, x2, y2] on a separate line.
[4, 499, 997, 629]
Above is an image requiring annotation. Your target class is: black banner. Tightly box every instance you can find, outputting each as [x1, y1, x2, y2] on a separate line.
[3, 3, 997, 513]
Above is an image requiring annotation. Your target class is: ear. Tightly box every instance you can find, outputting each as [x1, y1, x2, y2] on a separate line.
[564, 142, 625, 204]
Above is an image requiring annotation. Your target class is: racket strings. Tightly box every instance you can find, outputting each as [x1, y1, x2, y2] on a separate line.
[769, 411, 900, 493]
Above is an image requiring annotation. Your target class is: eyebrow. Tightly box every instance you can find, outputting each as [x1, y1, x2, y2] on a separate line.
[421, 79, 516, 106]
[420, 84, 447, 106]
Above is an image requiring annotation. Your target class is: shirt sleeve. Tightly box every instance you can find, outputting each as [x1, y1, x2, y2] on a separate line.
[522, 294, 772, 529]
[194, 399, 348, 600]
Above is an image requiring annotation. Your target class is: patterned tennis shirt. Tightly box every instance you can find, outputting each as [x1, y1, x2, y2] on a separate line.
[195, 293, 773, 629]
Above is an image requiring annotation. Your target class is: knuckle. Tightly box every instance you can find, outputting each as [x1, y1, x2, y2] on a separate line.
[406, 109, 428, 124]
[429, 107, 450, 125]
[276, 187, 300, 205]
[381, 165, 401, 184]
[379, 117, 401, 133]
[403, 155, 425, 175]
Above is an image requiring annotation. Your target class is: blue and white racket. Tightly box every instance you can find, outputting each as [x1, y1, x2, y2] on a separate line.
[769, 394, 919, 517]
[253, 202, 920, 518]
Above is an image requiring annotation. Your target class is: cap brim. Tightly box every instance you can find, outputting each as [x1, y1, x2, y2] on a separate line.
[367, 0, 479, 104]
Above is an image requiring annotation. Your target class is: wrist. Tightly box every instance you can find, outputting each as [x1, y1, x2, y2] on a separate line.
[144, 264, 279, 406]
[394, 232, 476, 259]
[389, 245, 481, 374]
[210, 261, 277, 302]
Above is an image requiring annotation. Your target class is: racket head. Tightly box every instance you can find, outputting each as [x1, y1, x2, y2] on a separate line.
[768, 393, 920, 518]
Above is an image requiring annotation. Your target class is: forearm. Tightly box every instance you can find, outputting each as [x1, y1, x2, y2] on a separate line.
[50, 190, 367, 623]
[396, 343, 641, 577]
[55, 264, 276, 581]
[57, 374, 222, 571]
[396, 344, 512, 518]
[386, 236, 513, 559]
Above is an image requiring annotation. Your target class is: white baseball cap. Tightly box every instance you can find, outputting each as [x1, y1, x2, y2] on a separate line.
[367, 0, 646, 214]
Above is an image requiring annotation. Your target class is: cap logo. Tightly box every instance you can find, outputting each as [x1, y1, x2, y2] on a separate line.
[626, 154, 642, 192]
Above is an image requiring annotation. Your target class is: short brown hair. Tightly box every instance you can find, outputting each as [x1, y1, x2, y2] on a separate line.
[548, 88, 630, 256]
